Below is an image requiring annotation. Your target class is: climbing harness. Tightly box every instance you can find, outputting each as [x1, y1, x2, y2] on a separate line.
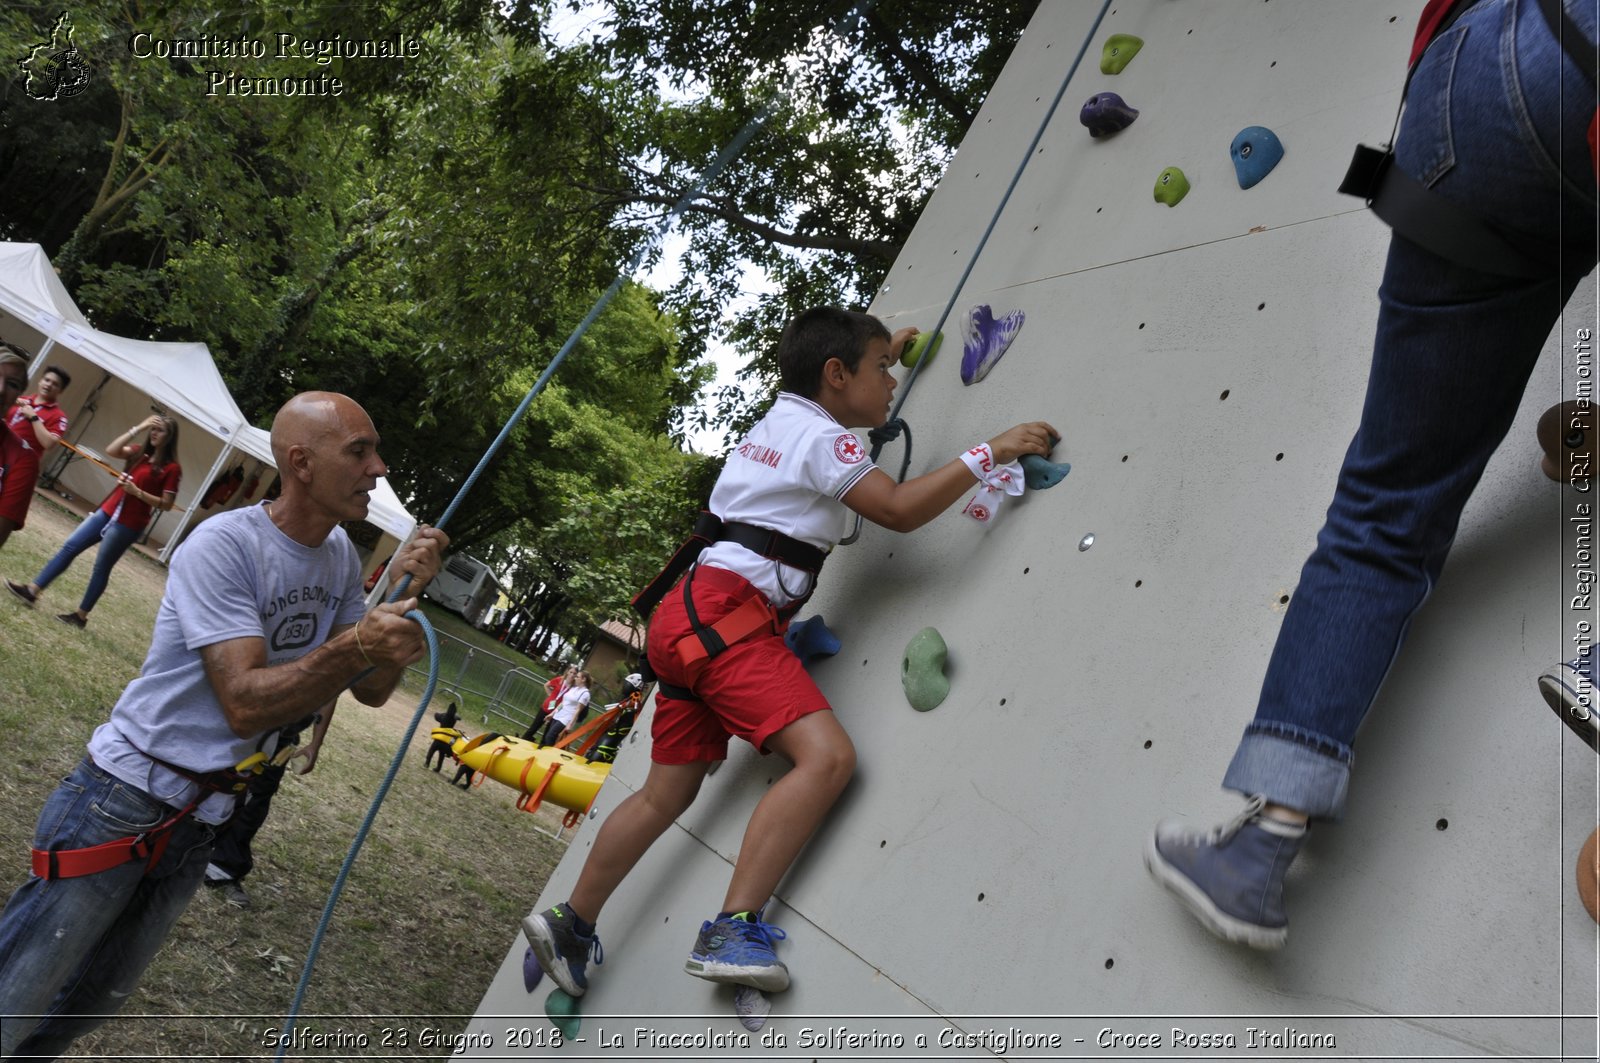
[1338, 0, 1598, 278]
[28, 749, 270, 881]
[633, 511, 827, 619]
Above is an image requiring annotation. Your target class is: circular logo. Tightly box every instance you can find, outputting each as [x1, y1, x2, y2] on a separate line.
[833, 434, 864, 464]
[969, 504, 991, 522]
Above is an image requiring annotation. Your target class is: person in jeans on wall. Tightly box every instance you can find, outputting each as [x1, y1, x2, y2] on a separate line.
[1146, 0, 1599, 949]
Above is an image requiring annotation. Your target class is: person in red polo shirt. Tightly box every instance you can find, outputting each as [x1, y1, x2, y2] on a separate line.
[0, 346, 32, 549]
[6, 415, 180, 628]
[6, 363, 71, 453]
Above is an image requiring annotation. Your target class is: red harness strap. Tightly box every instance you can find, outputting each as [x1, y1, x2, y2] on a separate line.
[30, 799, 199, 880]
[673, 576, 785, 688]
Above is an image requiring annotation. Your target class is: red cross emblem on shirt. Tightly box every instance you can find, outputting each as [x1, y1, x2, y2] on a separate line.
[834, 435, 864, 464]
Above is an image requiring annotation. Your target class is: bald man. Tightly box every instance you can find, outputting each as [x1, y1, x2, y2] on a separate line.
[0, 392, 448, 1058]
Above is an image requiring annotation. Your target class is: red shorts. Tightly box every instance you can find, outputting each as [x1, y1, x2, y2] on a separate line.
[0, 426, 39, 529]
[647, 565, 831, 764]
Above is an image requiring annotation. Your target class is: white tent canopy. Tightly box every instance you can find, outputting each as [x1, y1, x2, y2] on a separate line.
[0, 241, 417, 577]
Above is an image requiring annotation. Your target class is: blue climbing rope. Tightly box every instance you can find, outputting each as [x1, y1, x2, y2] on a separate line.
[275, 1, 881, 1049]
[841, 0, 1114, 544]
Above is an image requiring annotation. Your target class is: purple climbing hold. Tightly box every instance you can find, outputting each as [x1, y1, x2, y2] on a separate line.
[1079, 92, 1139, 138]
[960, 304, 1025, 386]
[786, 615, 842, 664]
[523, 947, 545, 992]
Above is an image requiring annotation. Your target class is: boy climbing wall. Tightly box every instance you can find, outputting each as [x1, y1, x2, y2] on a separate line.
[522, 305, 1056, 997]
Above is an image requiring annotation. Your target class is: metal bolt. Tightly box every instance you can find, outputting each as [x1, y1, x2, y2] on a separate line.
[1079, 533, 1095, 551]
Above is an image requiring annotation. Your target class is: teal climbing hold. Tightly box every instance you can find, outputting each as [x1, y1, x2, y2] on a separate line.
[545, 989, 581, 1038]
[901, 329, 943, 369]
[1018, 433, 1069, 490]
[1100, 34, 1143, 75]
[1153, 166, 1190, 207]
[1230, 126, 1285, 189]
[902, 627, 950, 712]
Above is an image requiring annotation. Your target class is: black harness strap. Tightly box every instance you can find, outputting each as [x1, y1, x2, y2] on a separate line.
[632, 512, 827, 620]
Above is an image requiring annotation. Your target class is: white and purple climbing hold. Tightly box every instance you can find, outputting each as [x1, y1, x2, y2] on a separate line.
[523, 947, 544, 992]
[960, 304, 1025, 386]
[734, 987, 771, 1032]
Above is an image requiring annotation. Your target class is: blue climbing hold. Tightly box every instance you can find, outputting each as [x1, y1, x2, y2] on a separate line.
[786, 615, 842, 663]
[1019, 455, 1071, 490]
[960, 304, 1025, 386]
[1079, 92, 1139, 138]
[1230, 126, 1285, 189]
[523, 947, 545, 992]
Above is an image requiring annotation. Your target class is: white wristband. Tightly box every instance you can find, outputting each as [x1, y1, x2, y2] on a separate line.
[959, 443, 995, 483]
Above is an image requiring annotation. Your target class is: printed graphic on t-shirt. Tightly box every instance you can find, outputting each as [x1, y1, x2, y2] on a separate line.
[261, 583, 347, 655]
[271, 611, 318, 651]
[833, 434, 865, 464]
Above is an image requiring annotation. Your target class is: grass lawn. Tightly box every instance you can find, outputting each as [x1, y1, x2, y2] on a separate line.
[0, 496, 571, 1059]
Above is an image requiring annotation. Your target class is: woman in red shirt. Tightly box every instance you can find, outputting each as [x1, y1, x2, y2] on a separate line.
[5, 415, 181, 628]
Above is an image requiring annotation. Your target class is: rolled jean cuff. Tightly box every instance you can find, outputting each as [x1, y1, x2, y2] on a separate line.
[1223, 730, 1351, 821]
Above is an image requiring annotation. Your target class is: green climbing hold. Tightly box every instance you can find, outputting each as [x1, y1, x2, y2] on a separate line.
[902, 627, 950, 712]
[1153, 166, 1190, 207]
[901, 329, 943, 369]
[545, 989, 581, 1038]
[1100, 34, 1144, 75]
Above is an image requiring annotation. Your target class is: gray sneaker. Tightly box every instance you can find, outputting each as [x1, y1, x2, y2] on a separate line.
[1144, 795, 1305, 950]
[1539, 647, 1598, 752]
[522, 902, 602, 997]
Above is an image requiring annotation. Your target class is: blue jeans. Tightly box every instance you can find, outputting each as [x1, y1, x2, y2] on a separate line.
[33, 509, 142, 614]
[1224, 0, 1599, 819]
[0, 758, 216, 1059]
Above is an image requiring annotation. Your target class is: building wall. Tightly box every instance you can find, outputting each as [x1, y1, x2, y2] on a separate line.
[465, 2, 1598, 1056]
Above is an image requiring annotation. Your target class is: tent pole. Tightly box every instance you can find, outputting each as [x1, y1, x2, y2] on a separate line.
[159, 424, 242, 563]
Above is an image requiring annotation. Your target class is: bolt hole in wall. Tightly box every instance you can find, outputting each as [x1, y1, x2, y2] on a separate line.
[978, 893, 986, 902]
[1143, 740, 1152, 749]
[1105, 958, 1115, 970]
[880, 840, 886, 848]
[1220, 389, 1230, 400]
[1257, 302, 1266, 310]
[1134, 579, 1142, 587]
[1276, 453, 1285, 461]
[1000, 698, 1007, 706]
[1023, 566, 1030, 574]
[862, 658, 869, 666]
[1436, 819, 1449, 831]
[1279, 594, 1290, 605]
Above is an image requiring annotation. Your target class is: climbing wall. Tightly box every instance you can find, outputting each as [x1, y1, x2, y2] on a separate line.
[464, 2, 1600, 1057]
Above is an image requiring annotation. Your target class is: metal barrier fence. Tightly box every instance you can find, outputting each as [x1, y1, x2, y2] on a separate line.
[400, 630, 552, 735]
[399, 629, 627, 738]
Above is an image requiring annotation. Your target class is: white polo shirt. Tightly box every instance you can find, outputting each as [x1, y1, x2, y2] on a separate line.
[700, 392, 877, 607]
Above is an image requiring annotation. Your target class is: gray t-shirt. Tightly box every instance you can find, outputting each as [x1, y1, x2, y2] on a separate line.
[87, 503, 366, 822]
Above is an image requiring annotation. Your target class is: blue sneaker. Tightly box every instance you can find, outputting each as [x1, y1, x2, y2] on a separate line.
[1540, 646, 1599, 752]
[1144, 796, 1305, 950]
[684, 911, 790, 991]
[521, 902, 602, 997]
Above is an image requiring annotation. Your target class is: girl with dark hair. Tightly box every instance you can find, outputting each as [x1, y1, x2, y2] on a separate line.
[6, 415, 182, 627]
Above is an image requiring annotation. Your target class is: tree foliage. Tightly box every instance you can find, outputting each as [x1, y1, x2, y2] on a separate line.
[2, 0, 1036, 649]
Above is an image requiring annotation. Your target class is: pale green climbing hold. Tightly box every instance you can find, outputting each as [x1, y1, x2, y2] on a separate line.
[902, 627, 950, 712]
[545, 989, 581, 1038]
[901, 329, 943, 369]
[1153, 166, 1190, 207]
[1100, 34, 1144, 75]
